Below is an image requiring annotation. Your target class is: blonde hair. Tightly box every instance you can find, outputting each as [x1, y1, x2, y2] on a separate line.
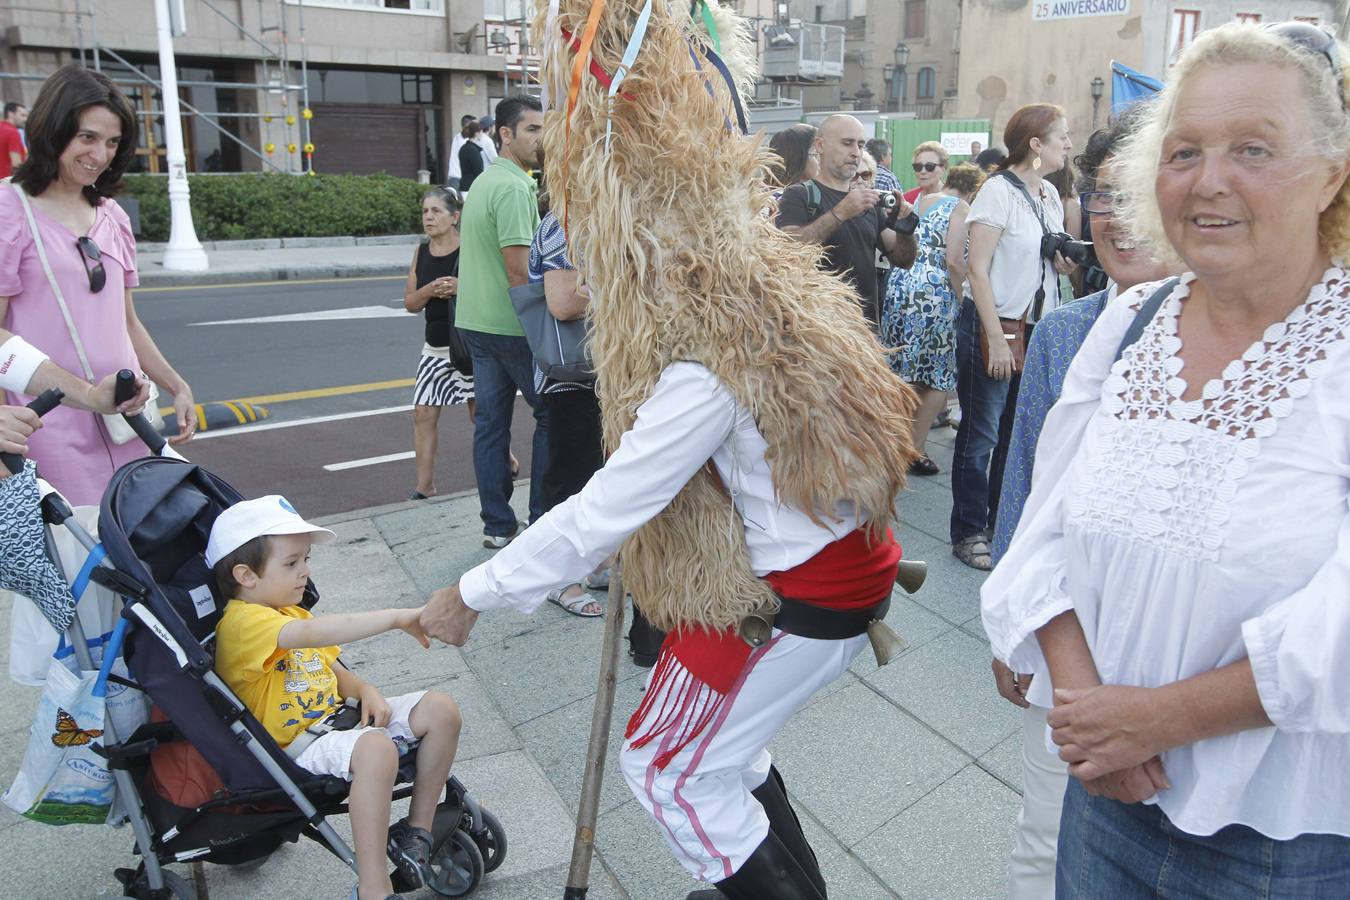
[912, 140, 949, 168]
[1117, 22, 1350, 263]
[534, 0, 918, 631]
[857, 150, 877, 181]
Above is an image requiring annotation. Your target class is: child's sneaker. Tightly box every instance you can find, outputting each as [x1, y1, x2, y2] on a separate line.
[387, 818, 434, 889]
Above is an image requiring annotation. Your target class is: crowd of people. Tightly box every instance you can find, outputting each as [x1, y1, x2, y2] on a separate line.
[5, 13, 1350, 900]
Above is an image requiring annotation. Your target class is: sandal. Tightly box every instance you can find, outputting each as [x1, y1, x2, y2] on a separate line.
[386, 818, 433, 890]
[952, 535, 993, 571]
[547, 585, 603, 617]
[909, 454, 940, 476]
[584, 567, 611, 591]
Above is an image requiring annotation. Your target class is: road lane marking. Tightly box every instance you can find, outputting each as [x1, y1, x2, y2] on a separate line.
[322, 451, 416, 472]
[192, 405, 413, 440]
[137, 275, 404, 293]
[191, 305, 412, 326]
[159, 378, 414, 416]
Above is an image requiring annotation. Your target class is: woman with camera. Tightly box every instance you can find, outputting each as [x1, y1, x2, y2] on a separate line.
[950, 102, 1075, 570]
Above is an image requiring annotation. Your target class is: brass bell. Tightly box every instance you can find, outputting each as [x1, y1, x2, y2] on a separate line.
[738, 608, 776, 648]
[894, 559, 928, 594]
[867, 618, 909, 667]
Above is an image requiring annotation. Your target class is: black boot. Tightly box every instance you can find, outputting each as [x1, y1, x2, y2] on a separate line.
[628, 601, 666, 668]
[751, 766, 826, 897]
[706, 830, 827, 900]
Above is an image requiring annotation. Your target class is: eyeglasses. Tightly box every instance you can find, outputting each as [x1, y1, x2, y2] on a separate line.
[912, 162, 941, 173]
[76, 237, 106, 293]
[1080, 190, 1124, 216]
[855, 172, 874, 180]
[1265, 21, 1345, 109]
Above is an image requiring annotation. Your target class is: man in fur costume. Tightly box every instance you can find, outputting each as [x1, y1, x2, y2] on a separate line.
[420, 1, 920, 896]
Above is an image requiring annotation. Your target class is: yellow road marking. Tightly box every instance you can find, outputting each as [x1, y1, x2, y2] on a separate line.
[158, 377, 414, 416]
[137, 274, 404, 293]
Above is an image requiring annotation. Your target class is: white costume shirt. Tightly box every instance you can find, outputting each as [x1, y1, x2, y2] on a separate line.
[982, 269, 1350, 840]
[448, 133, 468, 181]
[460, 362, 862, 613]
[474, 133, 497, 164]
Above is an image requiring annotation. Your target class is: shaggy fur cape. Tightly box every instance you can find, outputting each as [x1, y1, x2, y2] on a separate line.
[537, 0, 919, 632]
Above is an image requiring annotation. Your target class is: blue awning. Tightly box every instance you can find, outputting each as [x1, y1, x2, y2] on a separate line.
[1110, 60, 1162, 115]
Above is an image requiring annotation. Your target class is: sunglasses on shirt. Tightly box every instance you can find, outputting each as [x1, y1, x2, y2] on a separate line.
[1265, 21, 1344, 109]
[76, 236, 107, 293]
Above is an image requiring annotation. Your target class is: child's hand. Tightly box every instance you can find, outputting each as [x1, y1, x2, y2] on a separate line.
[357, 684, 392, 728]
[398, 606, 431, 649]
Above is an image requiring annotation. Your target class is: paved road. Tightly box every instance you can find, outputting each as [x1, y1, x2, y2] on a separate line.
[136, 276, 540, 517]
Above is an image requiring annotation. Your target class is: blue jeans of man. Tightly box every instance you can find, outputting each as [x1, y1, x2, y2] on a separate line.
[463, 329, 549, 536]
[950, 299, 1013, 543]
[1057, 779, 1350, 899]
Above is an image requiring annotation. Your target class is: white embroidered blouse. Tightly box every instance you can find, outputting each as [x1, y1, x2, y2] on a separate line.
[982, 268, 1350, 840]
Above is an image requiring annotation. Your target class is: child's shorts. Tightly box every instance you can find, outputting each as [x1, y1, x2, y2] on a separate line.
[293, 690, 427, 780]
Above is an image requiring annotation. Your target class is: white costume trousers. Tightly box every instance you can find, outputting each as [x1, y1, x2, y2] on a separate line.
[1008, 703, 1068, 900]
[619, 630, 867, 883]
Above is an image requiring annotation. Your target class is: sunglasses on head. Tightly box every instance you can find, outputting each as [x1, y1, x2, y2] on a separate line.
[1265, 21, 1345, 109]
[912, 162, 941, 173]
[76, 236, 106, 293]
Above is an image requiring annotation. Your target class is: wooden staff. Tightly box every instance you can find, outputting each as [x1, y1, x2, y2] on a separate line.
[563, 562, 627, 900]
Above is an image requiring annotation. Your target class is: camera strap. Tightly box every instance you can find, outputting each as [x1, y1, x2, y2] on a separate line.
[993, 169, 1056, 320]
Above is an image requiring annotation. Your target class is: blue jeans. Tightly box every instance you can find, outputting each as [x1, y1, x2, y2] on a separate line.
[950, 299, 1012, 543]
[1057, 779, 1350, 899]
[463, 330, 549, 536]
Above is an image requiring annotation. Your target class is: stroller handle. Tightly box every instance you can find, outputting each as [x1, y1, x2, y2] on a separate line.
[114, 369, 168, 456]
[1, 388, 65, 476]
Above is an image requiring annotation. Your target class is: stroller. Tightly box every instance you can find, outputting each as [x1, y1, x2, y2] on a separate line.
[3, 379, 505, 899]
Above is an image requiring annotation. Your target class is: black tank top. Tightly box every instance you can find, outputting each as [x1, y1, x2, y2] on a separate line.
[414, 242, 459, 348]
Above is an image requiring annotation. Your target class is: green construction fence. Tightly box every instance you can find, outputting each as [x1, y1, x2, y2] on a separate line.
[875, 117, 993, 192]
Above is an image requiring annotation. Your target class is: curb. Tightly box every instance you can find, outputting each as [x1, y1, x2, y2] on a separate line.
[136, 234, 420, 253]
[137, 262, 408, 288]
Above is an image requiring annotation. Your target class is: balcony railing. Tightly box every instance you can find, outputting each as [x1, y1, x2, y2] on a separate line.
[761, 22, 845, 82]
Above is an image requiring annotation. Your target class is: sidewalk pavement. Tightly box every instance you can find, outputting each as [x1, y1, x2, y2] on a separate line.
[0, 427, 1027, 899]
[137, 236, 420, 288]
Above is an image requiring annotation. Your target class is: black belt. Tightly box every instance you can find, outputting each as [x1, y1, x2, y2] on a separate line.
[769, 594, 890, 641]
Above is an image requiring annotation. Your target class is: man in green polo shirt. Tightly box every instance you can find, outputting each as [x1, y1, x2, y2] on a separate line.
[456, 95, 547, 548]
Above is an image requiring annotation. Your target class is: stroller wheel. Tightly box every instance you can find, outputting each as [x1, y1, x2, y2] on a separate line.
[115, 864, 198, 900]
[470, 808, 508, 874]
[426, 828, 485, 897]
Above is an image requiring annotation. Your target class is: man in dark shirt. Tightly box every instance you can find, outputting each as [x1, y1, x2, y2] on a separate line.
[776, 114, 916, 326]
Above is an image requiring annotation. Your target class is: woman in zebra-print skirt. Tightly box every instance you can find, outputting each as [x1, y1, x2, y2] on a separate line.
[404, 188, 517, 499]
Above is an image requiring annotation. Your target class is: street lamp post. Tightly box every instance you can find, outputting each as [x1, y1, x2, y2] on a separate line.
[153, 0, 208, 271]
[1090, 74, 1105, 129]
[895, 43, 910, 114]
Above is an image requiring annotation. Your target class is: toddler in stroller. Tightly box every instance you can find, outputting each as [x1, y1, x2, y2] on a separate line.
[205, 495, 460, 900]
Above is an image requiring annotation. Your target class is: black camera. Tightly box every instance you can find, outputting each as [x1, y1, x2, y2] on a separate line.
[878, 192, 897, 210]
[1041, 232, 1094, 266]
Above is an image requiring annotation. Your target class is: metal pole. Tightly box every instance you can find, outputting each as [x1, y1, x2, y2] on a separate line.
[89, 0, 101, 71]
[75, 0, 87, 68]
[298, 0, 311, 174]
[563, 564, 627, 900]
[520, 1, 530, 93]
[153, 0, 209, 270]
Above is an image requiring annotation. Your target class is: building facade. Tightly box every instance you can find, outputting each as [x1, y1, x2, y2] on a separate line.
[955, 0, 1342, 149]
[0, 0, 519, 178]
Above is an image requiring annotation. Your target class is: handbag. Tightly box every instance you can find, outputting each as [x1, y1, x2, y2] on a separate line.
[508, 281, 595, 383]
[10, 183, 164, 444]
[446, 303, 474, 376]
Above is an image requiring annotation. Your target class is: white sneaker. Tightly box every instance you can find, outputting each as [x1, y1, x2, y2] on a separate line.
[483, 524, 523, 549]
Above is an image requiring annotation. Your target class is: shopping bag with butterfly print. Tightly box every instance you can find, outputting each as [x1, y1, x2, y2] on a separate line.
[3, 655, 117, 825]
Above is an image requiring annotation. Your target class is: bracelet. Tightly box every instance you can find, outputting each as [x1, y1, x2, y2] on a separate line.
[0, 335, 49, 394]
[830, 209, 844, 224]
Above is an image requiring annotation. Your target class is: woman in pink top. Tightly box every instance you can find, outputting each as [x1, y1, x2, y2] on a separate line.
[1, 65, 195, 505]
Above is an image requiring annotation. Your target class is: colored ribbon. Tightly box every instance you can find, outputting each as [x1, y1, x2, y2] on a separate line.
[604, 0, 654, 152]
[691, 0, 721, 55]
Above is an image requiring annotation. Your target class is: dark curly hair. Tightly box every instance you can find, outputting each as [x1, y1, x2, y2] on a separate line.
[1074, 102, 1150, 195]
[13, 65, 137, 206]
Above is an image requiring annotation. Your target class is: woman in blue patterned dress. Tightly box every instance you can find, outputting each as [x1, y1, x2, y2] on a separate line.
[881, 162, 984, 474]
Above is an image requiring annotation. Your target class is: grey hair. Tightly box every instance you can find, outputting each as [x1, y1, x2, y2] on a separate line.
[1116, 22, 1350, 264]
[422, 186, 462, 215]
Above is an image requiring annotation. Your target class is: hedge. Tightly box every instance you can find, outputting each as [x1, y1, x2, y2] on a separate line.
[120, 173, 427, 242]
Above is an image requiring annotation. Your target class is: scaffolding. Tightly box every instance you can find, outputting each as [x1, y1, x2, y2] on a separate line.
[0, 0, 315, 175]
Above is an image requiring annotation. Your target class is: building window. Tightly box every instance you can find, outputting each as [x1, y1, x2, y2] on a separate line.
[1294, 16, 1322, 25]
[484, 0, 526, 20]
[814, 4, 822, 23]
[904, 0, 926, 39]
[307, 68, 436, 105]
[915, 67, 935, 100]
[1235, 13, 1260, 23]
[1169, 9, 1201, 62]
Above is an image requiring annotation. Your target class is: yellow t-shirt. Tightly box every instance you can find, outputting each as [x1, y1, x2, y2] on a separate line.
[215, 600, 342, 749]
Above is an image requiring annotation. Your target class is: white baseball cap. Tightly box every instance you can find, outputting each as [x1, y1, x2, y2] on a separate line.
[205, 495, 335, 568]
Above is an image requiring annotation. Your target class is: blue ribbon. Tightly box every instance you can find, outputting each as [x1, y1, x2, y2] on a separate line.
[605, 0, 655, 153]
[687, 38, 748, 136]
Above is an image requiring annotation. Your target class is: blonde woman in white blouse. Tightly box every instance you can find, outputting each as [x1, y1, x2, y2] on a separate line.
[983, 22, 1350, 898]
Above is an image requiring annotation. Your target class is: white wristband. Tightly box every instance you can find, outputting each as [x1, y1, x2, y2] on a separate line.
[0, 335, 49, 394]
